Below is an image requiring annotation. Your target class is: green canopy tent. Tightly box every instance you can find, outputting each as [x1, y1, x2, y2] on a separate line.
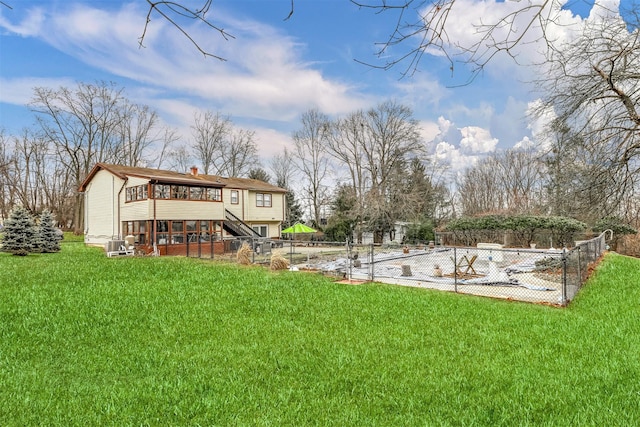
[281, 222, 318, 267]
[282, 222, 317, 235]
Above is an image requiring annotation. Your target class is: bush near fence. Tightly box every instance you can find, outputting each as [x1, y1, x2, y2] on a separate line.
[442, 215, 587, 248]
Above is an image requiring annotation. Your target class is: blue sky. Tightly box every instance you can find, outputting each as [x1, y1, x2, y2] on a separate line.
[0, 0, 620, 172]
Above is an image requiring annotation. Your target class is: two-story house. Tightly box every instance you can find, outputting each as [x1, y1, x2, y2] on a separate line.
[78, 163, 287, 255]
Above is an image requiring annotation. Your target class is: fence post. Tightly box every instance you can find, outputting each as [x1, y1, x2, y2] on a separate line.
[561, 248, 568, 306]
[454, 247, 458, 293]
[577, 246, 583, 285]
[370, 243, 375, 282]
[346, 238, 352, 281]
[289, 237, 293, 267]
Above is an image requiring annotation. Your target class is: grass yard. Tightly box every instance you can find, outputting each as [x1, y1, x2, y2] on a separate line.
[1, 241, 640, 426]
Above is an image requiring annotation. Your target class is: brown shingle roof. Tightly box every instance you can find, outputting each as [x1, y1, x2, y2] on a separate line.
[79, 163, 287, 193]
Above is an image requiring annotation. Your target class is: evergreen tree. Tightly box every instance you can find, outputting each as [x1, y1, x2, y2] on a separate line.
[324, 184, 357, 242]
[248, 167, 271, 183]
[1, 206, 36, 256]
[276, 177, 303, 229]
[34, 209, 62, 253]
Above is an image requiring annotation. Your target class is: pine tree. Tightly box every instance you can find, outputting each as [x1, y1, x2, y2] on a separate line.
[34, 209, 62, 253]
[1, 206, 36, 256]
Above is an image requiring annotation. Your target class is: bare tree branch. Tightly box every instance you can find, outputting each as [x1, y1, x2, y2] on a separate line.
[141, 0, 235, 60]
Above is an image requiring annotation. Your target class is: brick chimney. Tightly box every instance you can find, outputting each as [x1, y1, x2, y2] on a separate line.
[190, 166, 198, 176]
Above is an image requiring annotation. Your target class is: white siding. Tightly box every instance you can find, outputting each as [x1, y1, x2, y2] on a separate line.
[245, 192, 284, 222]
[223, 188, 246, 220]
[84, 170, 123, 245]
[154, 200, 225, 220]
[121, 200, 153, 221]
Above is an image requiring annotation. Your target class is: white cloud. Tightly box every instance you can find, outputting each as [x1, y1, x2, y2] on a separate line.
[459, 126, 498, 154]
[513, 136, 536, 151]
[0, 6, 45, 36]
[251, 127, 293, 159]
[21, 3, 371, 122]
[0, 77, 76, 105]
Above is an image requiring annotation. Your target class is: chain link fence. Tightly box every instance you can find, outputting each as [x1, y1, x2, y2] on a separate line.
[178, 231, 611, 306]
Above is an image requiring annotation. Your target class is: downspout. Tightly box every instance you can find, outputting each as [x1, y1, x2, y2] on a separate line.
[152, 180, 157, 245]
[242, 189, 246, 221]
[117, 176, 128, 239]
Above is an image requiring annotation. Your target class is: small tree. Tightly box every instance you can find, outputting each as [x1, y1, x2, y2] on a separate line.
[34, 209, 62, 253]
[1, 206, 36, 256]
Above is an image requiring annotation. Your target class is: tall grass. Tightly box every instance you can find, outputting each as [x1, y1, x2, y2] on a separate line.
[1, 243, 639, 426]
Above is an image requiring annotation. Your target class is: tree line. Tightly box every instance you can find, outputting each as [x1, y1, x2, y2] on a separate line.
[3, 3, 640, 241]
[2, 77, 640, 244]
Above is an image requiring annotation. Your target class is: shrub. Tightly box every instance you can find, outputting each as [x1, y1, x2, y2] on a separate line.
[404, 220, 434, 244]
[237, 241, 252, 265]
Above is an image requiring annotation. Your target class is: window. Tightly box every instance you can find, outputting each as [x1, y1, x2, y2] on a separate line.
[154, 184, 170, 199]
[186, 220, 198, 242]
[207, 188, 222, 201]
[252, 225, 268, 237]
[156, 220, 169, 245]
[153, 184, 222, 202]
[200, 220, 211, 243]
[153, 219, 223, 245]
[190, 187, 204, 200]
[124, 220, 148, 244]
[256, 193, 272, 207]
[126, 185, 149, 202]
[137, 185, 148, 200]
[171, 185, 188, 199]
[171, 221, 184, 244]
[230, 190, 239, 204]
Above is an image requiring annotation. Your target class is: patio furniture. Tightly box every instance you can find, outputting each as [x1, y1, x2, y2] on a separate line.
[454, 254, 477, 275]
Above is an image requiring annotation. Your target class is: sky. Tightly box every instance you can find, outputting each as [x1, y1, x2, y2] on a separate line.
[0, 0, 623, 175]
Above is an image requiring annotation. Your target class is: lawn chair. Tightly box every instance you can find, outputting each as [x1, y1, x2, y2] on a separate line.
[107, 244, 135, 257]
[455, 254, 478, 276]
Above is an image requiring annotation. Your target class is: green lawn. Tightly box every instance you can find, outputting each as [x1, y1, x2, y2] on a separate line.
[1, 242, 639, 426]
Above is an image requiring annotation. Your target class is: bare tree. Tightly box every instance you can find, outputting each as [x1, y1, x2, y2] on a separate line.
[0, 130, 15, 221]
[114, 102, 159, 167]
[326, 101, 423, 242]
[30, 82, 127, 233]
[270, 148, 304, 227]
[456, 147, 545, 217]
[457, 155, 506, 216]
[154, 127, 181, 170]
[292, 109, 331, 227]
[531, 6, 640, 220]
[217, 128, 258, 178]
[166, 144, 194, 173]
[192, 111, 229, 175]
[326, 110, 369, 241]
[9, 129, 48, 213]
[361, 101, 424, 242]
[270, 148, 296, 189]
[191, 111, 258, 177]
[140, 0, 235, 60]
